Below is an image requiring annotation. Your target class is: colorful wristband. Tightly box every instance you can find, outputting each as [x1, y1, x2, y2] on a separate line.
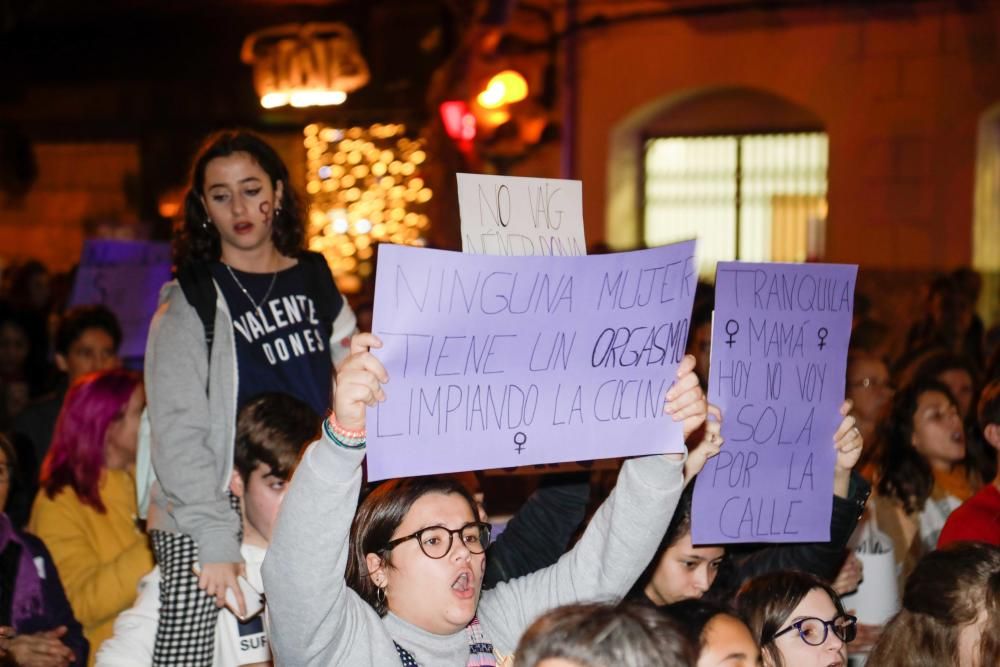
[327, 411, 366, 439]
[324, 417, 366, 450]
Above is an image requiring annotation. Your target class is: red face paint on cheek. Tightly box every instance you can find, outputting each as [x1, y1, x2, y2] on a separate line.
[258, 200, 274, 227]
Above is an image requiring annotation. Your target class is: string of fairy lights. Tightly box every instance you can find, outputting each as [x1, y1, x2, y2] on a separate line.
[303, 122, 432, 293]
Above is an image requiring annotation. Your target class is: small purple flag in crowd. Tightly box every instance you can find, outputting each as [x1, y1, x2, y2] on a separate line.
[68, 239, 172, 360]
[692, 261, 857, 544]
[366, 241, 698, 481]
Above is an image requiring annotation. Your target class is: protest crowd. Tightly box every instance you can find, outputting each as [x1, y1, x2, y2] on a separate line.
[0, 125, 998, 667]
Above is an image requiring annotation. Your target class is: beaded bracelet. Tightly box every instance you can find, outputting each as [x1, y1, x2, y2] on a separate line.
[327, 411, 366, 439]
[324, 416, 366, 450]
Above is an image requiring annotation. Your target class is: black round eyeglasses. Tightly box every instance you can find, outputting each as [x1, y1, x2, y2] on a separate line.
[383, 521, 492, 559]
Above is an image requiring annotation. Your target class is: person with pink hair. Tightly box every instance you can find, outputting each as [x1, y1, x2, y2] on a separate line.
[28, 370, 153, 665]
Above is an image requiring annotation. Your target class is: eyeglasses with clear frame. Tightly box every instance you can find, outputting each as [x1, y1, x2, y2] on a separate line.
[848, 376, 894, 392]
[383, 521, 492, 559]
[771, 615, 857, 646]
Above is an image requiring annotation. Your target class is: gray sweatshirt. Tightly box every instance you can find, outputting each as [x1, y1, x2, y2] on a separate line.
[145, 280, 243, 564]
[262, 433, 685, 666]
[144, 279, 356, 563]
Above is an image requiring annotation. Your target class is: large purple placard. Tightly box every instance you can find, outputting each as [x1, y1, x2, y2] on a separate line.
[691, 261, 857, 544]
[366, 241, 698, 481]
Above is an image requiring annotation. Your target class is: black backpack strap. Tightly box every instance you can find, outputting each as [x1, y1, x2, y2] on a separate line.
[176, 262, 218, 359]
[298, 251, 343, 330]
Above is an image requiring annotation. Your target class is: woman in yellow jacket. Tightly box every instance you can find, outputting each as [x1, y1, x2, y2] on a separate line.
[29, 369, 154, 665]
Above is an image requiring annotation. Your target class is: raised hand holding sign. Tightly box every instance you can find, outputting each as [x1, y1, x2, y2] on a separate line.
[365, 242, 698, 481]
[692, 261, 857, 544]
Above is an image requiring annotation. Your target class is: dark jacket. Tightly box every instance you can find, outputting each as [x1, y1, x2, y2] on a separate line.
[9, 382, 64, 528]
[12, 385, 65, 465]
[0, 530, 89, 664]
[483, 476, 591, 589]
[708, 472, 871, 601]
[1, 432, 38, 529]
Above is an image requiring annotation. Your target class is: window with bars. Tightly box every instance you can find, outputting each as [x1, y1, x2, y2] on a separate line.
[643, 132, 828, 278]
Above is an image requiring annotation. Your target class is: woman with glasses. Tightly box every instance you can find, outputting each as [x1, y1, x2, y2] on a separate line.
[262, 333, 708, 665]
[735, 570, 856, 667]
[845, 350, 894, 482]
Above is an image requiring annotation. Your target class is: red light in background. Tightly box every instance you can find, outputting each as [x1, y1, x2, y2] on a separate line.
[439, 100, 477, 142]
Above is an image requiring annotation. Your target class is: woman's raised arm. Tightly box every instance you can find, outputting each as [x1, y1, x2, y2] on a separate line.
[262, 334, 391, 666]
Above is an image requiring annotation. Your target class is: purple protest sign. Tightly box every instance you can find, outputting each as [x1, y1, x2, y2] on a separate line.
[366, 241, 698, 481]
[68, 239, 173, 360]
[691, 261, 857, 544]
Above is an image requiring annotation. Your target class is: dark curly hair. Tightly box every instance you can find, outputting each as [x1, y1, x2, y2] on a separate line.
[54, 304, 122, 356]
[875, 377, 970, 514]
[174, 130, 305, 267]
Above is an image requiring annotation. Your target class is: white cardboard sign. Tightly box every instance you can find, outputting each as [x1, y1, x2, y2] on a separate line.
[458, 173, 586, 257]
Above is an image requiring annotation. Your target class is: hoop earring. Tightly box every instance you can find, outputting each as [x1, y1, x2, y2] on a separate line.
[376, 585, 387, 605]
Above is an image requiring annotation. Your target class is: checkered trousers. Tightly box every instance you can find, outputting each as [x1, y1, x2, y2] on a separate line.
[149, 529, 219, 666]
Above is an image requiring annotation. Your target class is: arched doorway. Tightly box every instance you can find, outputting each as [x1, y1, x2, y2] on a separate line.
[607, 87, 827, 278]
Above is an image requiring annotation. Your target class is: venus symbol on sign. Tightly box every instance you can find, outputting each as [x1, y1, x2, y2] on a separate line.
[817, 327, 828, 351]
[725, 320, 739, 348]
[514, 432, 527, 453]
